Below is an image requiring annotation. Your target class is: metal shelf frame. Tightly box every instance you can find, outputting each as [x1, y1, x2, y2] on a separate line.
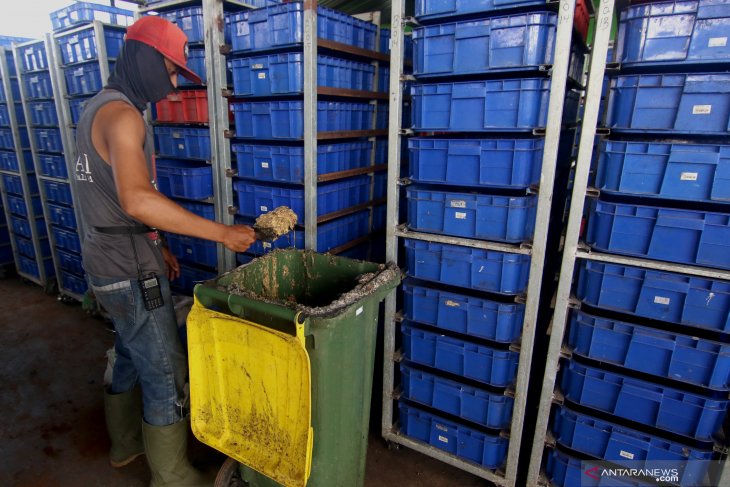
[381, 0, 583, 485]
[0, 46, 52, 288]
[525, 0, 730, 484]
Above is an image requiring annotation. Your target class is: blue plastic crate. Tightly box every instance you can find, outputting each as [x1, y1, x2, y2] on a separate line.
[160, 7, 205, 44]
[38, 154, 68, 179]
[597, 140, 730, 203]
[404, 239, 531, 295]
[47, 203, 77, 230]
[607, 73, 730, 135]
[28, 101, 59, 126]
[568, 310, 730, 390]
[0, 104, 10, 127]
[234, 176, 371, 221]
[412, 13, 585, 81]
[57, 27, 125, 65]
[415, 0, 547, 20]
[231, 53, 375, 96]
[154, 127, 211, 160]
[411, 79, 580, 132]
[233, 141, 372, 183]
[0, 128, 14, 150]
[20, 41, 48, 72]
[229, 3, 377, 53]
[553, 406, 714, 485]
[403, 281, 525, 343]
[546, 447, 645, 487]
[179, 201, 215, 220]
[398, 402, 509, 469]
[577, 260, 730, 333]
[52, 227, 81, 253]
[402, 321, 519, 387]
[171, 264, 217, 296]
[50, 2, 133, 31]
[156, 159, 213, 200]
[69, 97, 90, 125]
[15, 236, 51, 259]
[23, 71, 53, 100]
[6, 195, 42, 217]
[11, 216, 47, 239]
[617, 0, 730, 66]
[231, 101, 374, 139]
[42, 181, 73, 206]
[18, 256, 54, 280]
[178, 48, 206, 86]
[409, 138, 543, 189]
[166, 234, 217, 268]
[64, 63, 107, 96]
[401, 364, 514, 429]
[587, 200, 730, 270]
[61, 272, 88, 295]
[0, 150, 18, 172]
[2, 174, 37, 195]
[561, 359, 730, 441]
[32, 128, 63, 153]
[407, 188, 537, 243]
[57, 248, 84, 276]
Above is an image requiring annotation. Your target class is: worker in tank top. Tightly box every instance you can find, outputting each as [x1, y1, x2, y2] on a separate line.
[75, 15, 254, 487]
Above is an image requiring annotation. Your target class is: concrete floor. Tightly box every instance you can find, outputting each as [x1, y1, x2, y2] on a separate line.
[0, 276, 491, 487]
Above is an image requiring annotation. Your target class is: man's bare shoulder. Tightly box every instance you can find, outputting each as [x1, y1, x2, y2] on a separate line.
[95, 100, 145, 137]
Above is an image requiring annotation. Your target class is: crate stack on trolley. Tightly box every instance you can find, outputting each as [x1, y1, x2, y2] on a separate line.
[382, 0, 590, 485]
[225, 1, 391, 264]
[0, 37, 56, 289]
[525, 0, 730, 486]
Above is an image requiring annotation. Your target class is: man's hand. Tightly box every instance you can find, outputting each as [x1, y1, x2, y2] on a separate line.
[221, 225, 256, 253]
[162, 246, 180, 281]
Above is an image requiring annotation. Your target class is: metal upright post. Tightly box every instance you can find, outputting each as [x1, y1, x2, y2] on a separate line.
[203, 0, 236, 271]
[525, 0, 617, 484]
[303, 0, 318, 251]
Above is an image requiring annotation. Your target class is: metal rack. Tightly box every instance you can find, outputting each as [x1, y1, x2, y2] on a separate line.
[0, 46, 55, 290]
[381, 0, 589, 485]
[525, 0, 730, 484]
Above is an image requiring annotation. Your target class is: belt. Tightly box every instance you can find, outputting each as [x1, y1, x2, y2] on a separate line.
[93, 225, 154, 235]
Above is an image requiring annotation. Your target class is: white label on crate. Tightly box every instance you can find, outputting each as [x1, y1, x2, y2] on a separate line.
[654, 296, 671, 305]
[178, 143, 185, 150]
[455, 212, 466, 220]
[258, 72, 266, 79]
[263, 242, 271, 249]
[182, 18, 192, 30]
[681, 172, 698, 181]
[261, 161, 270, 169]
[435, 423, 448, 432]
[445, 300, 460, 308]
[438, 436, 449, 444]
[356, 306, 363, 316]
[709, 37, 728, 47]
[450, 200, 466, 208]
[619, 450, 635, 460]
[70, 35, 78, 43]
[693, 104, 712, 115]
[186, 249, 192, 255]
[260, 206, 268, 212]
[173, 132, 181, 138]
[252, 63, 264, 70]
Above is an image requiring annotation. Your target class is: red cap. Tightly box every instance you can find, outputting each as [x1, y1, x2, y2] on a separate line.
[125, 16, 202, 85]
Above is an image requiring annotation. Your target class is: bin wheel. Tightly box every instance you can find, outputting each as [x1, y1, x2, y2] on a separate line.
[215, 456, 247, 487]
[43, 280, 58, 295]
[387, 441, 400, 451]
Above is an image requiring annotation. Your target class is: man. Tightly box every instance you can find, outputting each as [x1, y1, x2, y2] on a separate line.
[74, 15, 254, 486]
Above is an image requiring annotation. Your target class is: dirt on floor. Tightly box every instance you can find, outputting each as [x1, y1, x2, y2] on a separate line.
[0, 275, 490, 487]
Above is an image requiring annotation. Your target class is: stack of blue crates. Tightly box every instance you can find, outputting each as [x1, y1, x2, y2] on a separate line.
[227, 2, 389, 262]
[546, 1, 730, 485]
[0, 43, 55, 283]
[399, 0, 584, 471]
[147, 4, 217, 296]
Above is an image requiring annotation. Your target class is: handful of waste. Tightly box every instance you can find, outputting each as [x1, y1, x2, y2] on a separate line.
[253, 206, 298, 241]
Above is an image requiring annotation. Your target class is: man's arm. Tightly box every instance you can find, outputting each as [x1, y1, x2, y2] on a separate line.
[94, 101, 254, 252]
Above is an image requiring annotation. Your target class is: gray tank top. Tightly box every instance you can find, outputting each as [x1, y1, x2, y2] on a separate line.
[75, 89, 164, 279]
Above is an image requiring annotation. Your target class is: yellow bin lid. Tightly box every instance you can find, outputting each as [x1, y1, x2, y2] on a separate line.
[187, 297, 313, 487]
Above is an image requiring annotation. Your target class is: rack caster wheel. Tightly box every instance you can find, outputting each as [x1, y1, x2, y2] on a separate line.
[215, 457, 247, 487]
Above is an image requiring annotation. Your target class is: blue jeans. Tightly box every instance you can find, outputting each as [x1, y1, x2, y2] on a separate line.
[89, 273, 187, 426]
